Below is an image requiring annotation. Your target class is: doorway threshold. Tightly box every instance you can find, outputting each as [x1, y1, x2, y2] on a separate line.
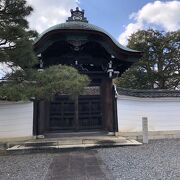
[44, 131, 112, 139]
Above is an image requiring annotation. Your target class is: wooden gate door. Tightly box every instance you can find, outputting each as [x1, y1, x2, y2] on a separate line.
[78, 95, 102, 130]
[49, 95, 102, 131]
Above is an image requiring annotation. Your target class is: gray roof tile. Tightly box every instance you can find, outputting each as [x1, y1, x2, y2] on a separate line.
[116, 88, 180, 98]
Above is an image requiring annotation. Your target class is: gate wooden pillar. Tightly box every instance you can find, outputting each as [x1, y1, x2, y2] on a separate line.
[33, 100, 50, 136]
[101, 78, 114, 132]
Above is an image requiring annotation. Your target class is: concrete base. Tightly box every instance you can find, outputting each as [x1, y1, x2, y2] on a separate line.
[116, 130, 180, 140]
[0, 136, 36, 143]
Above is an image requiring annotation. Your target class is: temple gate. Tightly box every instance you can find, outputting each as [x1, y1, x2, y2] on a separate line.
[33, 8, 142, 135]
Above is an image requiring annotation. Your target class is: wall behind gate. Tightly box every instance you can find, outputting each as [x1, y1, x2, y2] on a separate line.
[117, 95, 180, 132]
[0, 101, 33, 139]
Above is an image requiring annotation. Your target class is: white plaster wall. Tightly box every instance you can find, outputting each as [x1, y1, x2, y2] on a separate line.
[0, 101, 33, 138]
[117, 95, 180, 132]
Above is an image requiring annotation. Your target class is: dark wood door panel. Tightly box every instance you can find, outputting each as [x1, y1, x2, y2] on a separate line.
[49, 96, 75, 130]
[49, 95, 102, 131]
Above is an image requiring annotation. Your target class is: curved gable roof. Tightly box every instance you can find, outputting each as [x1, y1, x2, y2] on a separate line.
[34, 21, 140, 54]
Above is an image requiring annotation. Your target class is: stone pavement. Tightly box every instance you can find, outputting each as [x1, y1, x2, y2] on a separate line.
[45, 150, 114, 180]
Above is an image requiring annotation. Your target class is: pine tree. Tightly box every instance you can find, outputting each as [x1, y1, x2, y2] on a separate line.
[115, 29, 180, 89]
[0, 0, 38, 67]
[0, 0, 90, 101]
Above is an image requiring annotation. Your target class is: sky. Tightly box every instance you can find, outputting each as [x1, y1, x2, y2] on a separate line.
[0, 0, 180, 78]
[26, 0, 180, 45]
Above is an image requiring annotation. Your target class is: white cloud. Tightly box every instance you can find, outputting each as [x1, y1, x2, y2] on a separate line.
[118, 0, 180, 45]
[118, 22, 143, 46]
[75, 0, 81, 6]
[0, 63, 12, 79]
[27, 0, 79, 33]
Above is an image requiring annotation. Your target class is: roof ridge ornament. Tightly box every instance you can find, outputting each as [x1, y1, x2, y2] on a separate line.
[66, 7, 88, 23]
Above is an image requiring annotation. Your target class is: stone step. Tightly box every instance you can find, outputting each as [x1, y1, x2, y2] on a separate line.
[23, 139, 127, 146]
[6, 139, 142, 155]
[8, 136, 136, 147]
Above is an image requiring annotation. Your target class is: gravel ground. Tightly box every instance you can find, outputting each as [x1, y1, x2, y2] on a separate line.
[98, 139, 180, 180]
[0, 139, 179, 180]
[0, 153, 53, 180]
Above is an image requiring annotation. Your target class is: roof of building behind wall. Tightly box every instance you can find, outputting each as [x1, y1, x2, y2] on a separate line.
[116, 87, 180, 98]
